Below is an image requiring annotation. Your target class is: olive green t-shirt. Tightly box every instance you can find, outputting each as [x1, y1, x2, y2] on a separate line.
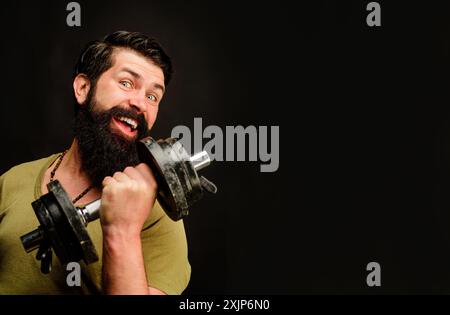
[0, 154, 191, 294]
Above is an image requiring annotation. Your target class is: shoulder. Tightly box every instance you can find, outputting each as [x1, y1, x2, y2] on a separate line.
[0, 154, 59, 212]
[1, 154, 58, 187]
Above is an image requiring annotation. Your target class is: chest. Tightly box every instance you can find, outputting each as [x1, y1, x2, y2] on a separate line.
[40, 167, 101, 207]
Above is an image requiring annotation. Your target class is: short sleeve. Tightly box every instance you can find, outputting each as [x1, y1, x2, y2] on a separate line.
[0, 170, 17, 217]
[0, 173, 5, 216]
[140, 201, 191, 295]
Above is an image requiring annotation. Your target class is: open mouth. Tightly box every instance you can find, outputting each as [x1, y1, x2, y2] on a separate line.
[111, 115, 138, 139]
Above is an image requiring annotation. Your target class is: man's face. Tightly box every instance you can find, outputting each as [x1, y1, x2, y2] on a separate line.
[73, 49, 166, 187]
[92, 48, 166, 140]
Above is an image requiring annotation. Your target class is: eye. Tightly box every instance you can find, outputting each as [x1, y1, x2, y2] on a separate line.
[147, 94, 157, 102]
[120, 81, 132, 88]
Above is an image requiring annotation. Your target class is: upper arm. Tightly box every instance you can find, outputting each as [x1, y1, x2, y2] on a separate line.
[148, 286, 167, 295]
[0, 172, 14, 217]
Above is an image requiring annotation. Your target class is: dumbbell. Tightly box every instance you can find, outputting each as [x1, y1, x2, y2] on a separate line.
[20, 136, 217, 273]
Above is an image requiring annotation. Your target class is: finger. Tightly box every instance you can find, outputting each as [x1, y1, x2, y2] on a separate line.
[102, 176, 116, 187]
[123, 166, 145, 182]
[112, 171, 130, 183]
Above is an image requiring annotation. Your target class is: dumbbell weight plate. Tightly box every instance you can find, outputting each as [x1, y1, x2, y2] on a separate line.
[163, 138, 203, 205]
[137, 137, 204, 221]
[33, 180, 99, 265]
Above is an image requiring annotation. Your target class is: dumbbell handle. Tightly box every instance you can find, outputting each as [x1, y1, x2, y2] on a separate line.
[21, 227, 44, 253]
[77, 151, 212, 226]
[189, 151, 210, 171]
[78, 199, 101, 225]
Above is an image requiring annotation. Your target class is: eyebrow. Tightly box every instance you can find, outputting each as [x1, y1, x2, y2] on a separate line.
[119, 67, 165, 94]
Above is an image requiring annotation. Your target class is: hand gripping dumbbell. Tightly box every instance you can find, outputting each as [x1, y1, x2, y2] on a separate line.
[20, 137, 217, 273]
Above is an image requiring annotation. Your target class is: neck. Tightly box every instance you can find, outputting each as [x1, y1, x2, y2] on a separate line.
[44, 139, 101, 205]
[61, 139, 91, 184]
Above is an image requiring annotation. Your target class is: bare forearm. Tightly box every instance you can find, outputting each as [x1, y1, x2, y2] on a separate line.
[102, 230, 148, 294]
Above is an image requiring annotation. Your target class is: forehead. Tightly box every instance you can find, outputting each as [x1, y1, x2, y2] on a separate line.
[109, 48, 165, 85]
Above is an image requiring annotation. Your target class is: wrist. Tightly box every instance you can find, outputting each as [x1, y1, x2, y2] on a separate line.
[101, 227, 147, 295]
[102, 226, 142, 252]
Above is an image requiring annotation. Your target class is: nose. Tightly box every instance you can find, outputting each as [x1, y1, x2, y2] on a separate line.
[128, 89, 147, 114]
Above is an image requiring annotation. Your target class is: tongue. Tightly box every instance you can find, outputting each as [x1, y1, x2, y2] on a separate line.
[118, 119, 133, 132]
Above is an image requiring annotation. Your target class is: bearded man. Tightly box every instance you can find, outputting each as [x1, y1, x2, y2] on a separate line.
[0, 31, 191, 295]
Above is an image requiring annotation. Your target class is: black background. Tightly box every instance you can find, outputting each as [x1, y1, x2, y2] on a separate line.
[2, 0, 450, 294]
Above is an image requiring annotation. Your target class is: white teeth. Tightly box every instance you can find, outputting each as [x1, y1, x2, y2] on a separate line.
[118, 116, 137, 130]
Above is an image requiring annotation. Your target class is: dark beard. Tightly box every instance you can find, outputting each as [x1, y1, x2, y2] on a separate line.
[73, 96, 149, 188]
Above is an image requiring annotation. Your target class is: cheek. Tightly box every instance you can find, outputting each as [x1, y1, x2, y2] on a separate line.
[95, 83, 124, 108]
[146, 106, 159, 129]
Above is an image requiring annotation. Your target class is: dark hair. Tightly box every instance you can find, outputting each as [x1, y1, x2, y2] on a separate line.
[73, 31, 173, 112]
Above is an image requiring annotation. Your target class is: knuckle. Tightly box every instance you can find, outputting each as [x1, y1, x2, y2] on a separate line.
[137, 163, 150, 172]
[124, 166, 134, 173]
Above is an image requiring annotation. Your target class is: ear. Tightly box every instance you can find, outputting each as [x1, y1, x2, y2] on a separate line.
[73, 74, 91, 106]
